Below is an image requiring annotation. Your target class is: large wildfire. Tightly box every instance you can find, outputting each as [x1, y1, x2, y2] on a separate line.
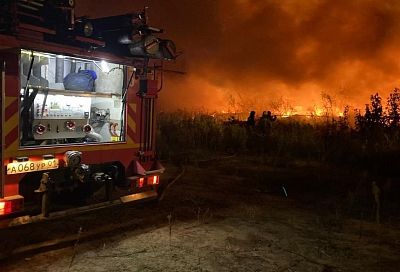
[77, 0, 400, 116]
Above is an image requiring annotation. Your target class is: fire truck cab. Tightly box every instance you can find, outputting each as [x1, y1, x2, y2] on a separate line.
[0, 1, 176, 223]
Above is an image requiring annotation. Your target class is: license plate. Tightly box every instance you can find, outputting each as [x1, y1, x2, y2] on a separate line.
[7, 159, 59, 175]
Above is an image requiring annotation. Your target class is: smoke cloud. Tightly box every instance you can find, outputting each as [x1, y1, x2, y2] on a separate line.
[76, 0, 400, 113]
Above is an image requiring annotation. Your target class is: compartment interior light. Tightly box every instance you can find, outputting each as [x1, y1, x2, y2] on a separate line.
[100, 60, 110, 73]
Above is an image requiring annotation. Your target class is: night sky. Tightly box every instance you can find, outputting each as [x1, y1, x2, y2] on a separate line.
[77, 0, 400, 113]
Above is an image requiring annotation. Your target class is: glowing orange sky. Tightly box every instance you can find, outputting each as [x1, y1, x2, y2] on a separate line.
[77, 0, 400, 114]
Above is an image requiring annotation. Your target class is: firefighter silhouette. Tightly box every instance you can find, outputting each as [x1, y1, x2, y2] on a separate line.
[258, 111, 276, 135]
[246, 111, 256, 128]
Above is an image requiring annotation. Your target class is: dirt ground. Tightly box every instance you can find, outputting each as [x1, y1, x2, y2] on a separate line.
[1, 156, 400, 272]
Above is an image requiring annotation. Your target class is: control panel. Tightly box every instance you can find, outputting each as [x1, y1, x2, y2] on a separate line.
[32, 93, 91, 140]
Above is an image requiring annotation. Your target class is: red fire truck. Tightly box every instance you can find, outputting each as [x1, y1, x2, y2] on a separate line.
[0, 1, 177, 225]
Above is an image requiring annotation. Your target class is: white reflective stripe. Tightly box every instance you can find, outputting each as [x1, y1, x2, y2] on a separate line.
[1, 60, 5, 198]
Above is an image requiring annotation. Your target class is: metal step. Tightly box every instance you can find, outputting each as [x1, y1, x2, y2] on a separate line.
[120, 190, 158, 203]
[0, 190, 158, 228]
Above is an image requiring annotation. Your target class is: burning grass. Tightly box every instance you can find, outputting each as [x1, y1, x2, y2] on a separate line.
[157, 90, 400, 169]
[157, 91, 400, 223]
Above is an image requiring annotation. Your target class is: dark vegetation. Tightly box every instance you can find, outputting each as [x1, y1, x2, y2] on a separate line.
[157, 89, 400, 224]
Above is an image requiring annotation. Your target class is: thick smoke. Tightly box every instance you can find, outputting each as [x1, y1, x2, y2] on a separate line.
[77, 0, 400, 113]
